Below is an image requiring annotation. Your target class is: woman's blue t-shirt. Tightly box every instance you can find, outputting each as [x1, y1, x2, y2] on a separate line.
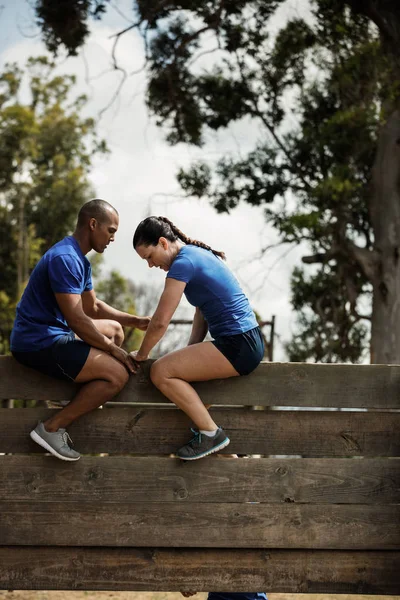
[167, 245, 258, 339]
[10, 236, 93, 352]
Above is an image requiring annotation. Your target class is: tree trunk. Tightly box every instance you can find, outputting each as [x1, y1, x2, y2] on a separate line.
[370, 109, 400, 363]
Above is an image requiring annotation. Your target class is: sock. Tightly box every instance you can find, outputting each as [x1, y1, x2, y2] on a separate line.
[200, 428, 218, 437]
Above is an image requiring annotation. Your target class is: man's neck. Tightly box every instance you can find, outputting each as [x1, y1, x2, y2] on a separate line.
[72, 230, 91, 256]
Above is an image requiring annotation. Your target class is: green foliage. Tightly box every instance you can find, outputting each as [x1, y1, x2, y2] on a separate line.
[34, 0, 110, 56]
[33, 0, 400, 362]
[285, 266, 368, 362]
[0, 56, 107, 353]
[130, 0, 396, 362]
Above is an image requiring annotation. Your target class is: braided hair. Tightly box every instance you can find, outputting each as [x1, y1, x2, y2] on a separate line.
[133, 216, 226, 260]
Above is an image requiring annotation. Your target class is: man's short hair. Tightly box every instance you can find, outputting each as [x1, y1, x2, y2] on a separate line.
[77, 199, 118, 228]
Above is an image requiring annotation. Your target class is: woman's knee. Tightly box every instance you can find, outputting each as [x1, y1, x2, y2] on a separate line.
[150, 359, 169, 388]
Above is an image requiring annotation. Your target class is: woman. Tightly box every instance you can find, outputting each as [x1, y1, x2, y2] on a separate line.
[131, 216, 264, 460]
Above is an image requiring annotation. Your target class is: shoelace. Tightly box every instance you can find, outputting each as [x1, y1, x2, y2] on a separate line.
[188, 428, 202, 446]
[61, 431, 74, 446]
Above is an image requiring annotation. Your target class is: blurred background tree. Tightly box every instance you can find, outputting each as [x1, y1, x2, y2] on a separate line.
[0, 56, 107, 353]
[0, 54, 191, 359]
[32, 0, 400, 364]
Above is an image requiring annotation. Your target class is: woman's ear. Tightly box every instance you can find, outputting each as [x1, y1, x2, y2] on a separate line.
[159, 237, 169, 250]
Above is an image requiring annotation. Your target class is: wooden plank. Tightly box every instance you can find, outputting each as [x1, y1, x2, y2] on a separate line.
[0, 547, 399, 594]
[1, 456, 399, 505]
[1, 502, 399, 549]
[1, 407, 399, 456]
[2, 355, 400, 408]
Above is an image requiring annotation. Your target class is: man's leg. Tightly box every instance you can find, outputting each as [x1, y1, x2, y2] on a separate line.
[30, 320, 129, 460]
[43, 348, 129, 431]
[44, 319, 129, 431]
[30, 349, 129, 460]
[87, 318, 124, 347]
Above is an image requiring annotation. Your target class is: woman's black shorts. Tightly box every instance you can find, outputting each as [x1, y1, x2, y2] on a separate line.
[12, 333, 91, 382]
[212, 326, 264, 376]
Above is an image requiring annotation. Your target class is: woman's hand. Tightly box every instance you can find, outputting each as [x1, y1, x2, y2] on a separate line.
[129, 350, 148, 362]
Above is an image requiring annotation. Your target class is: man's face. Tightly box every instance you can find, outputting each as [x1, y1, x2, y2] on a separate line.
[90, 210, 119, 253]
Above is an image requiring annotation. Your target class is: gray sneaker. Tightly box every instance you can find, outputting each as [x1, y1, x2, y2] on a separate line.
[30, 422, 81, 461]
[176, 427, 230, 460]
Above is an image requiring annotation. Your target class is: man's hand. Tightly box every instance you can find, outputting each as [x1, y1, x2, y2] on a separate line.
[129, 350, 148, 362]
[109, 343, 138, 373]
[130, 316, 151, 331]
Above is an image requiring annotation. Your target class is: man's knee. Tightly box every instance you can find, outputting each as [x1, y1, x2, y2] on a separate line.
[112, 321, 124, 346]
[110, 365, 129, 393]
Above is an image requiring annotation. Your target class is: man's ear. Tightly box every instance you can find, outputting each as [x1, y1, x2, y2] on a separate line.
[89, 218, 97, 231]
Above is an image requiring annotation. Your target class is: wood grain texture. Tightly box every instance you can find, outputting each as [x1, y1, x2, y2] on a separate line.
[0, 547, 399, 594]
[1, 456, 399, 505]
[1, 407, 399, 456]
[1, 501, 399, 549]
[3, 355, 400, 407]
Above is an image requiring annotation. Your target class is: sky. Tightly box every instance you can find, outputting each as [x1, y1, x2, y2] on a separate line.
[0, 0, 311, 360]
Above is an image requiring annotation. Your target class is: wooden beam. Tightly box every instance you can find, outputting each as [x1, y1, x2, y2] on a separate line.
[0, 547, 398, 594]
[1, 501, 399, 549]
[1, 456, 399, 505]
[2, 356, 400, 407]
[1, 407, 399, 456]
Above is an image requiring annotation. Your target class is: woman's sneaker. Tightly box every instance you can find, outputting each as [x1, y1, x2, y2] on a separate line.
[30, 422, 81, 461]
[177, 427, 230, 460]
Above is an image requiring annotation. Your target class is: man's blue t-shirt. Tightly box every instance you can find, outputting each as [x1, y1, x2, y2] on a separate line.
[167, 245, 258, 339]
[10, 236, 93, 352]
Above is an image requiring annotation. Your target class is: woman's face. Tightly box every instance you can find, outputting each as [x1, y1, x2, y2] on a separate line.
[135, 238, 173, 271]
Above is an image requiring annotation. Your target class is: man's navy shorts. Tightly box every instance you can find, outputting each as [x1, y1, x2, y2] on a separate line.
[212, 326, 264, 376]
[12, 333, 91, 382]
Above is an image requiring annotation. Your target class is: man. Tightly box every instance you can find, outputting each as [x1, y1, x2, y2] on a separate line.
[11, 198, 150, 461]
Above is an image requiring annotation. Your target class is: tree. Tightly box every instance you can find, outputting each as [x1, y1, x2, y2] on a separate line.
[33, 1, 400, 363]
[0, 56, 107, 353]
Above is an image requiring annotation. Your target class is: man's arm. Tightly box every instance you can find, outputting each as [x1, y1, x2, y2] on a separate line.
[55, 293, 137, 372]
[188, 307, 208, 345]
[81, 289, 150, 330]
[133, 278, 186, 360]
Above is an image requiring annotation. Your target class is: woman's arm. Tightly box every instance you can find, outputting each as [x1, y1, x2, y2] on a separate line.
[133, 278, 186, 360]
[188, 307, 208, 345]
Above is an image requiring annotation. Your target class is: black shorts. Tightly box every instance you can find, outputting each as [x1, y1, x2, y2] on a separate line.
[212, 326, 264, 376]
[12, 333, 91, 382]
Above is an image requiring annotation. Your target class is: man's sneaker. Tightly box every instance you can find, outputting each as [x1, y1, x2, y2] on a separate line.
[30, 422, 81, 462]
[177, 427, 230, 460]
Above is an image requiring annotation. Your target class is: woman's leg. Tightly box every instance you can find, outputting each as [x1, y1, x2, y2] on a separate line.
[150, 341, 239, 431]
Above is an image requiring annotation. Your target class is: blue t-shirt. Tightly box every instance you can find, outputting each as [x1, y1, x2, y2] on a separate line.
[10, 236, 93, 352]
[167, 245, 258, 338]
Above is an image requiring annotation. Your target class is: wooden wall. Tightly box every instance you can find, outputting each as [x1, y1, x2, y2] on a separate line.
[0, 357, 399, 594]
